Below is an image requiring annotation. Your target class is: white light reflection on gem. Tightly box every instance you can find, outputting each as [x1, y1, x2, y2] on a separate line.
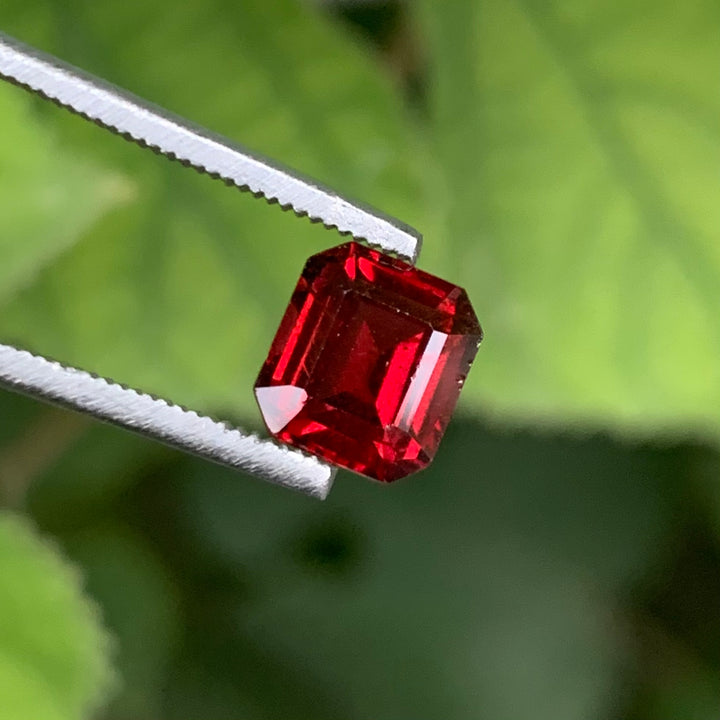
[255, 386, 308, 433]
[393, 330, 448, 432]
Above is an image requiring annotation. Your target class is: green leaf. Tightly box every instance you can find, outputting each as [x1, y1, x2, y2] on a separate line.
[0, 0, 425, 420]
[2, 0, 720, 438]
[416, 0, 720, 435]
[0, 512, 114, 719]
[0, 84, 131, 305]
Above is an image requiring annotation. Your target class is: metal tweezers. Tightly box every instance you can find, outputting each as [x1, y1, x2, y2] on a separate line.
[0, 31, 422, 500]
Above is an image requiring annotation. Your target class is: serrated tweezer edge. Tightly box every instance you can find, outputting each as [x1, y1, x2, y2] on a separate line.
[0, 32, 422, 262]
[0, 30, 445, 499]
[0, 344, 335, 499]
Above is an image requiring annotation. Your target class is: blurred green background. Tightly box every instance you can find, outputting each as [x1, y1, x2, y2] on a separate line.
[1, 0, 720, 718]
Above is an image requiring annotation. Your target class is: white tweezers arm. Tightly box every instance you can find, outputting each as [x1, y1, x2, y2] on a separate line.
[0, 31, 421, 262]
[0, 344, 335, 499]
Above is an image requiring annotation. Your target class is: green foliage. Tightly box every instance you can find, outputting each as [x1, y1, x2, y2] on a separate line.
[26, 423, 167, 533]
[0, 513, 114, 720]
[0, 0, 424, 419]
[0, 0, 719, 719]
[0, 84, 130, 307]
[647, 670, 720, 720]
[173, 423, 671, 720]
[416, 0, 720, 434]
[1, 0, 719, 437]
[65, 525, 181, 720]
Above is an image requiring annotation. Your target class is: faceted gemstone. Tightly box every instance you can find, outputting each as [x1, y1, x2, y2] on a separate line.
[254, 241, 483, 482]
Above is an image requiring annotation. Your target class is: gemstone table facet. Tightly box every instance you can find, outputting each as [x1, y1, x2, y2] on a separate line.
[254, 242, 483, 482]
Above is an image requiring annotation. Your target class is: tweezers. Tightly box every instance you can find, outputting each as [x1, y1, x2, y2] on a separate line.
[0, 31, 422, 500]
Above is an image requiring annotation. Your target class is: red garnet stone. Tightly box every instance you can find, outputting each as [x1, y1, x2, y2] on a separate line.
[254, 241, 482, 482]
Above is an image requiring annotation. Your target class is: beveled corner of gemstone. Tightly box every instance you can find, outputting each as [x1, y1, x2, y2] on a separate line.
[254, 241, 482, 483]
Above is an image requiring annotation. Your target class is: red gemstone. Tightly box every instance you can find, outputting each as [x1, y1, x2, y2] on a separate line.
[254, 241, 482, 482]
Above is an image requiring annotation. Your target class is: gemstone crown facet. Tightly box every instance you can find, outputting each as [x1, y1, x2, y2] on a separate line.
[254, 241, 482, 482]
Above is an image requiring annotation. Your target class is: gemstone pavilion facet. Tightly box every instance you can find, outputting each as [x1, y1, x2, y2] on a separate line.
[254, 242, 482, 482]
